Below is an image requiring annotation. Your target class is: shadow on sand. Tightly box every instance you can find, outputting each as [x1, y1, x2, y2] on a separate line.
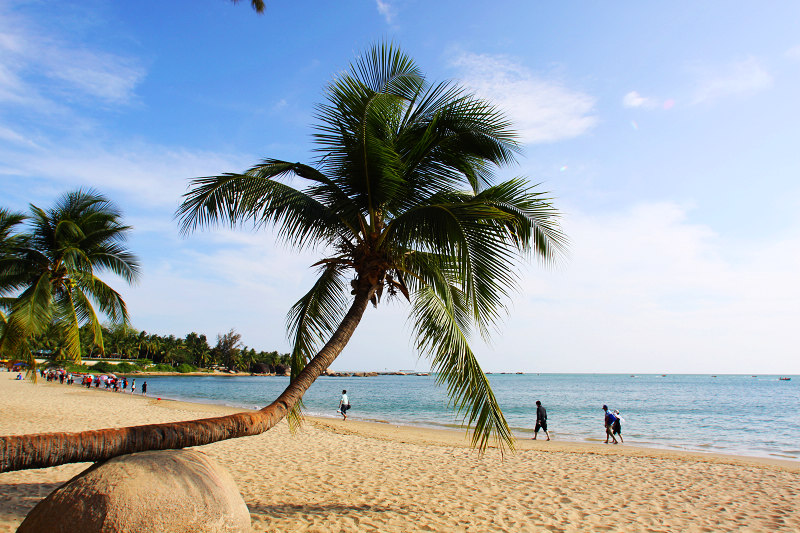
[247, 501, 401, 520]
[0, 481, 66, 524]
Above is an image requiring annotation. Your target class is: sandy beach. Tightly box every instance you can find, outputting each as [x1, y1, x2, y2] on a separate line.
[1, 376, 799, 532]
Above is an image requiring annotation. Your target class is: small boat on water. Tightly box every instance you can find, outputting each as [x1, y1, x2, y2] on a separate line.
[778, 377, 791, 381]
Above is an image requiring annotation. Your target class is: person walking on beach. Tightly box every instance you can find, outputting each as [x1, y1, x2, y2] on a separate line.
[611, 410, 624, 443]
[338, 389, 350, 420]
[130, 379, 135, 394]
[603, 405, 618, 444]
[533, 400, 550, 440]
[141, 381, 147, 397]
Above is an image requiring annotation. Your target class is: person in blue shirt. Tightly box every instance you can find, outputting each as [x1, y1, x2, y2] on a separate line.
[603, 404, 618, 444]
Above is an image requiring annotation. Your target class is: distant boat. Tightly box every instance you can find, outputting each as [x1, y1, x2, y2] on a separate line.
[779, 377, 791, 381]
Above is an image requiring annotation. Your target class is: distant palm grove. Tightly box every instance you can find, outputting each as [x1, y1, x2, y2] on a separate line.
[0, 190, 289, 375]
[36, 325, 292, 374]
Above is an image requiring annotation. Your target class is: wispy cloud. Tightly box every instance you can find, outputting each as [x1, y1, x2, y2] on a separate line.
[622, 90, 656, 109]
[450, 52, 597, 144]
[480, 202, 800, 373]
[691, 56, 772, 105]
[0, 123, 37, 147]
[786, 45, 800, 61]
[0, 5, 145, 110]
[0, 138, 250, 208]
[375, 0, 396, 24]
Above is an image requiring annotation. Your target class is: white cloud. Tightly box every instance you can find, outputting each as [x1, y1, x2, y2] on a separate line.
[131, 200, 800, 374]
[622, 90, 657, 109]
[450, 52, 597, 144]
[42, 48, 144, 105]
[375, 0, 396, 23]
[0, 6, 145, 110]
[0, 123, 37, 146]
[478, 202, 800, 374]
[0, 138, 250, 208]
[119, 227, 328, 350]
[691, 57, 772, 105]
[785, 45, 800, 61]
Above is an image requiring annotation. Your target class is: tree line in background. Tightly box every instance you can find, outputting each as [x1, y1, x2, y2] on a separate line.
[33, 324, 291, 374]
[0, 191, 289, 374]
[1, 44, 566, 473]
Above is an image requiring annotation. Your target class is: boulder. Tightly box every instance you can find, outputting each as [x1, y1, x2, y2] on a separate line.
[18, 449, 251, 533]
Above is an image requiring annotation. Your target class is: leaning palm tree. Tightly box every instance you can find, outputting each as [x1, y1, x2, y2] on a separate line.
[0, 190, 140, 370]
[0, 43, 564, 473]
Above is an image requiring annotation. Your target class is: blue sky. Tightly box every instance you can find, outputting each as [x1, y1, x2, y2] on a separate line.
[2, 0, 799, 373]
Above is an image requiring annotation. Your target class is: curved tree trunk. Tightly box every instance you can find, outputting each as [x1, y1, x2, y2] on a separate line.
[0, 289, 373, 473]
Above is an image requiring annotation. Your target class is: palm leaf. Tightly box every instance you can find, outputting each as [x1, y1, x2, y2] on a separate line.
[283, 264, 349, 429]
[177, 172, 353, 252]
[48, 291, 81, 362]
[411, 286, 513, 454]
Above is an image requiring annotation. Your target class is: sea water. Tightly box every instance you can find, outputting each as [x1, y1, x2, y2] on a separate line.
[134, 373, 800, 461]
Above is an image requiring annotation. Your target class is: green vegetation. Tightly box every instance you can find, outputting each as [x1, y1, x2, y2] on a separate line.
[35, 324, 290, 373]
[178, 42, 566, 450]
[0, 43, 567, 473]
[0, 190, 139, 369]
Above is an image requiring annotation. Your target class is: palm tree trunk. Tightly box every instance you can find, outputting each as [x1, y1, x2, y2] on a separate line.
[0, 288, 373, 473]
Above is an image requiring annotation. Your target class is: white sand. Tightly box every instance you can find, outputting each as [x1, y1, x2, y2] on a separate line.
[1, 376, 799, 532]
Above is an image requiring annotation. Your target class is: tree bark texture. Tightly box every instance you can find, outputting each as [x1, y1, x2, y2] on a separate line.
[0, 289, 373, 473]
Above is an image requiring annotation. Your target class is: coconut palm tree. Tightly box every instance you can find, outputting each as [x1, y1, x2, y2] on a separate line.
[0, 190, 140, 369]
[0, 43, 564, 473]
[0, 208, 27, 332]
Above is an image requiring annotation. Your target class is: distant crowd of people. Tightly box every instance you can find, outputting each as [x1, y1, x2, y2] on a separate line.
[32, 368, 148, 397]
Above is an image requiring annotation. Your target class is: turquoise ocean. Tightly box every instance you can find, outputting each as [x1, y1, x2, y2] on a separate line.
[134, 373, 799, 461]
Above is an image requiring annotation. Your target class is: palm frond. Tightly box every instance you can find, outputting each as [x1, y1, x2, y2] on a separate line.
[74, 273, 130, 325]
[410, 286, 514, 454]
[286, 264, 349, 375]
[4, 273, 53, 343]
[177, 172, 352, 251]
[71, 285, 106, 354]
[285, 264, 349, 429]
[52, 292, 82, 363]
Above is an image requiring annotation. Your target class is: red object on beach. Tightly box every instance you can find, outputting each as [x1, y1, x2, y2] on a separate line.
[157, 398, 161, 401]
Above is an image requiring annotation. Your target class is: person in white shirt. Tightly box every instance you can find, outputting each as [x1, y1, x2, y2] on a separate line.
[338, 390, 350, 420]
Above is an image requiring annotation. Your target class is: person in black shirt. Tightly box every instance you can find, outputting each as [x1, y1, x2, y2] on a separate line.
[533, 400, 550, 441]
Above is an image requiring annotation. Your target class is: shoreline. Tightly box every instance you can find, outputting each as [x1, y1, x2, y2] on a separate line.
[2, 377, 800, 531]
[6, 377, 799, 472]
[48, 372, 800, 465]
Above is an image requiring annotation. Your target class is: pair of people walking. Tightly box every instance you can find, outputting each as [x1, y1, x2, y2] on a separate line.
[603, 404, 623, 444]
[532, 402, 624, 444]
